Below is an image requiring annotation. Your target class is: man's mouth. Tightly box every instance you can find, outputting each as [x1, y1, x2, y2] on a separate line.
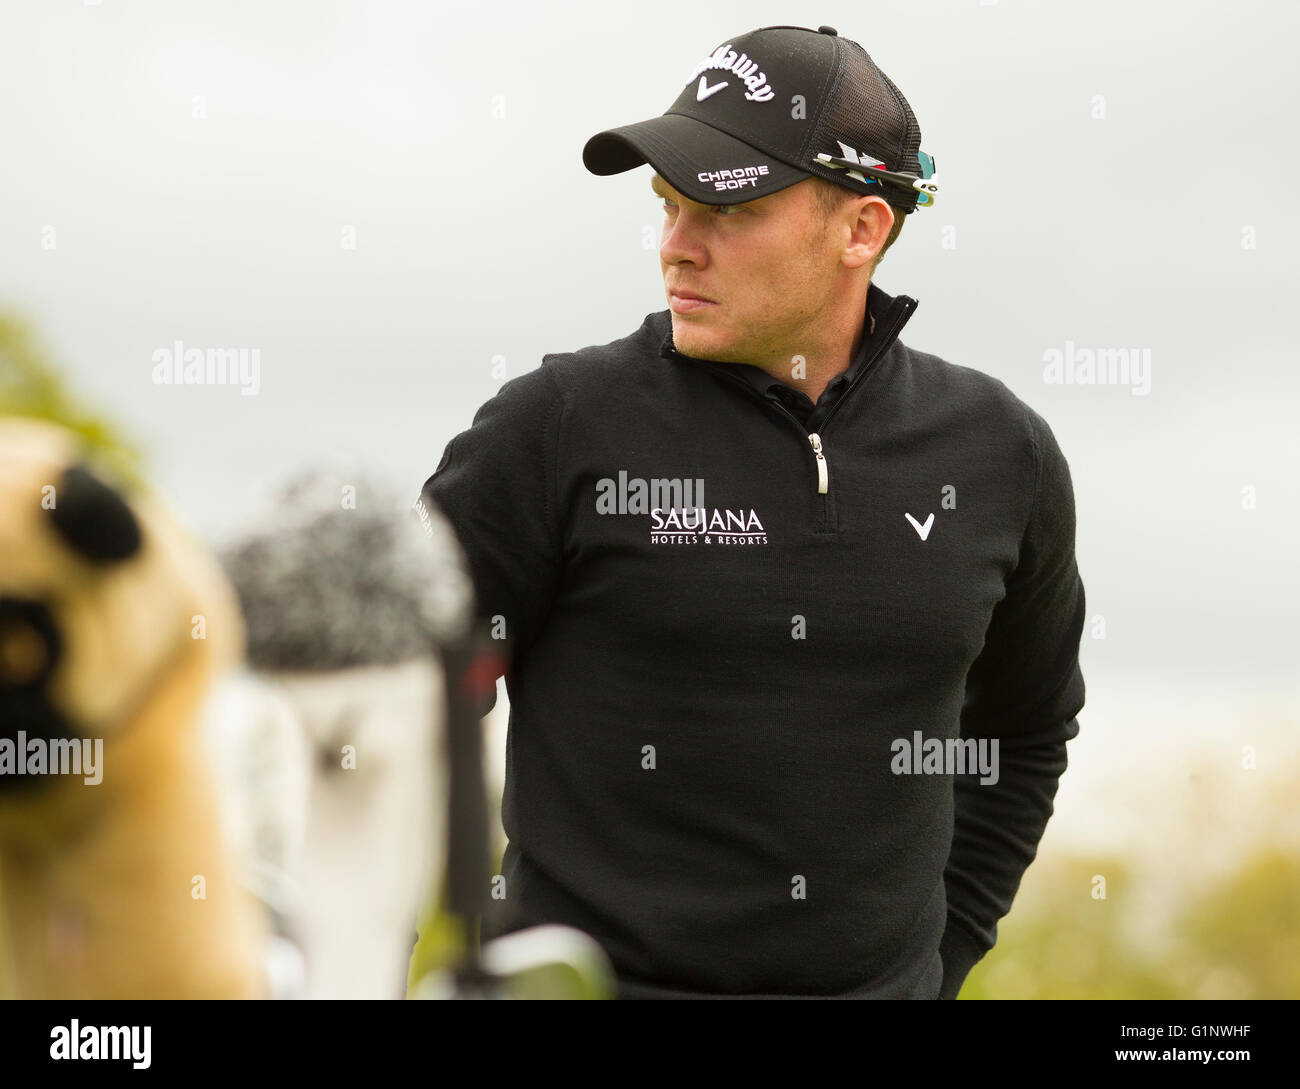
[668, 287, 717, 314]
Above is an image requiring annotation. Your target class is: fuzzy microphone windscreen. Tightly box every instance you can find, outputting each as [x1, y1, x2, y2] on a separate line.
[220, 471, 475, 671]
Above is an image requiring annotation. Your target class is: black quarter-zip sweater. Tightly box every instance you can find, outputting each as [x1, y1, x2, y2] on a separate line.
[420, 281, 1087, 999]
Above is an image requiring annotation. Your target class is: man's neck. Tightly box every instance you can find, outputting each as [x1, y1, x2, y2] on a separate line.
[754, 306, 874, 404]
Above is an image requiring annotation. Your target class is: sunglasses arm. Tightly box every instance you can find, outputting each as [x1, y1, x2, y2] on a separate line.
[813, 153, 940, 207]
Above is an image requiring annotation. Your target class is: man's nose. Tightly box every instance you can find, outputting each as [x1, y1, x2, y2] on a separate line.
[660, 209, 709, 267]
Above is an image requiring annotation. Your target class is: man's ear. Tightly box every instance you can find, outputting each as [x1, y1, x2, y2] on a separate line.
[841, 196, 894, 271]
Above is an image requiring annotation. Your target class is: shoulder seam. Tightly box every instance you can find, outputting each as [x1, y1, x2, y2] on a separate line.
[1023, 407, 1045, 550]
[539, 361, 568, 555]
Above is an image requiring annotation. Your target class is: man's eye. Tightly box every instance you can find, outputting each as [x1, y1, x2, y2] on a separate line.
[658, 199, 741, 215]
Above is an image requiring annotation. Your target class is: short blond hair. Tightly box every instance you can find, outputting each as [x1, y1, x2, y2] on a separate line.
[810, 177, 905, 272]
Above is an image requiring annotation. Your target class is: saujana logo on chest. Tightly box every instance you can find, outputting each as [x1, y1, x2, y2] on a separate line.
[652, 506, 764, 532]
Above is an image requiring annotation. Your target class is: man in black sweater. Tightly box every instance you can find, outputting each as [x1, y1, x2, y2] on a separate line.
[420, 24, 1086, 999]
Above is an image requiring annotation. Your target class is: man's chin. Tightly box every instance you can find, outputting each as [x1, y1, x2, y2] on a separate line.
[670, 315, 739, 362]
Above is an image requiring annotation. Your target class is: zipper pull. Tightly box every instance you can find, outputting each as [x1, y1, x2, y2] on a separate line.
[808, 433, 828, 494]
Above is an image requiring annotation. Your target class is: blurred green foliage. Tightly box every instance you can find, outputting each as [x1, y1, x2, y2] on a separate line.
[0, 311, 143, 489]
[1168, 849, 1300, 999]
[960, 847, 1300, 999]
[960, 854, 1180, 999]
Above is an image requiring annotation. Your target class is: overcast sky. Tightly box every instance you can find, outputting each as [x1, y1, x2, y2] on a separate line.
[1, 0, 1296, 701]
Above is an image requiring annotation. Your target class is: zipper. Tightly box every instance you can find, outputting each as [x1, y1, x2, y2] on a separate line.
[809, 433, 828, 493]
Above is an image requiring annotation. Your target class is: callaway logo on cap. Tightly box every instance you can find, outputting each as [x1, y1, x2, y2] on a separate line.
[582, 24, 938, 212]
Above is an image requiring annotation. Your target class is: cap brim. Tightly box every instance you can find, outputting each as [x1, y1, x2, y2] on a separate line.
[582, 112, 811, 205]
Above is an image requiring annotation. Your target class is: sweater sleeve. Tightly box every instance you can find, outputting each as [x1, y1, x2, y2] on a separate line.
[938, 406, 1087, 999]
[418, 364, 568, 707]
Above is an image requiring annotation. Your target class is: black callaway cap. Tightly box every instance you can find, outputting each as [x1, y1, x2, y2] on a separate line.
[582, 25, 937, 213]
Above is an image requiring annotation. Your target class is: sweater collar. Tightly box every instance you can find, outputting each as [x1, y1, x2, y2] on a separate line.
[656, 281, 917, 385]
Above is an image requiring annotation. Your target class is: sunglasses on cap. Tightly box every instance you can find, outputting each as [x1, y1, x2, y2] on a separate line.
[814, 149, 939, 207]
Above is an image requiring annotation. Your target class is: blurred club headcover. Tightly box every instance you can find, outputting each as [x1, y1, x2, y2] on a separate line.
[411, 924, 616, 1000]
